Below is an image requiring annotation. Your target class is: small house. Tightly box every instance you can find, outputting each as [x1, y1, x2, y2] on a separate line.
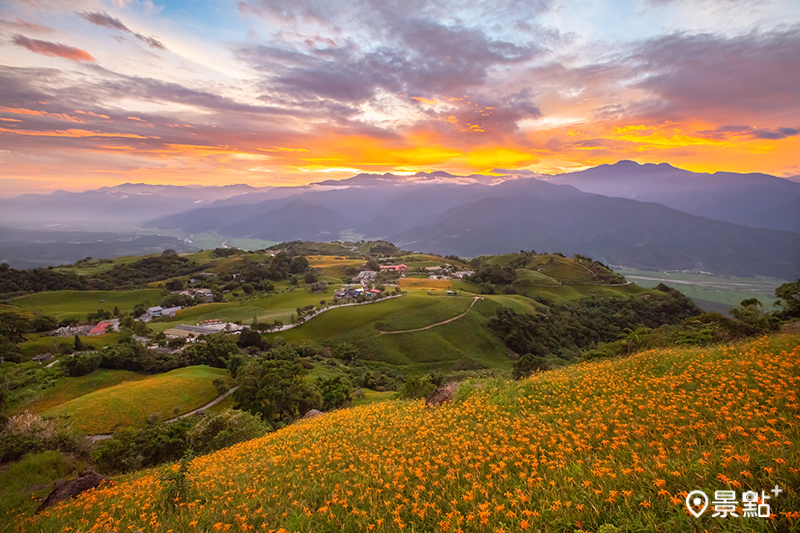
[380, 264, 408, 272]
[147, 306, 163, 318]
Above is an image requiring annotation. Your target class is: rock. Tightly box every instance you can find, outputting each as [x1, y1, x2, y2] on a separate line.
[303, 409, 323, 419]
[426, 382, 459, 407]
[36, 469, 110, 514]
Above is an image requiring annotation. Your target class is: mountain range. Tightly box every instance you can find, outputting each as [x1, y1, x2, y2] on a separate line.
[2, 162, 799, 278]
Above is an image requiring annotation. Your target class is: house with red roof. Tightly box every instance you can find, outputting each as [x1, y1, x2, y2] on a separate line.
[88, 320, 116, 336]
[380, 264, 407, 272]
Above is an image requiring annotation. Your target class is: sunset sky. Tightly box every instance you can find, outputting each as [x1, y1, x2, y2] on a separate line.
[1, 0, 799, 196]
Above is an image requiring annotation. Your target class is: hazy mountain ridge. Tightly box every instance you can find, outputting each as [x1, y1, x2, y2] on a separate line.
[145, 173, 800, 279]
[2, 162, 799, 277]
[556, 161, 800, 233]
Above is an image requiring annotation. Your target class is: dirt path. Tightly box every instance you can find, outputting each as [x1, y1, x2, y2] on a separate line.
[88, 386, 239, 442]
[379, 296, 483, 335]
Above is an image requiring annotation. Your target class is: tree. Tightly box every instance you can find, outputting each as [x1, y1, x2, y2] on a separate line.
[165, 279, 184, 291]
[238, 328, 265, 350]
[317, 376, 352, 410]
[365, 259, 380, 271]
[0, 311, 31, 344]
[73, 334, 85, 352]
[234, 358, 321, 425]
[332, 342, 360, 364]
[775, 279, 800, 318]
[478, 282, 495, 295]
[32, 315, 58, 332]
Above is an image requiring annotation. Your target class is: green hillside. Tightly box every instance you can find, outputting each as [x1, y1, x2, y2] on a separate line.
[42, 366, 231, 434]
[11, 289, 162, 320]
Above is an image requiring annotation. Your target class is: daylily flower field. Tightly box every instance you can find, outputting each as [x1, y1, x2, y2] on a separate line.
[20, 334, 799, 533]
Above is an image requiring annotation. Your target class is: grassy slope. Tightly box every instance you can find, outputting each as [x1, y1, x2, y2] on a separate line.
[11, 289, 162, 320]
[41, 366, 231, 434]
[10, 368, 147, 415]
[272, 291, 512, 369]
[23, 333, 800, 533]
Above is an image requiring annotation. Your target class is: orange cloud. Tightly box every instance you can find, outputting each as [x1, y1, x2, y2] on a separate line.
[12, 35, 96, 62]
[0, 107, 83, 122]
[0, 127, 150, 139]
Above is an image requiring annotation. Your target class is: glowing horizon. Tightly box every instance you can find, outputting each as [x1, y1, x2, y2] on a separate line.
[1, 0, 799, 197]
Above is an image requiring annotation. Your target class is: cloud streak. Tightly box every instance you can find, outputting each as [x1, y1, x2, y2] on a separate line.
[12, 35, 96, 62]
[79, 11, 166, 50]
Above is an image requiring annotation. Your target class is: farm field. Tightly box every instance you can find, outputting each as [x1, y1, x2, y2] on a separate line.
[398, 277, 452, 290]
[620, 269, 785, 308]
[11, 289, 162, 321]
[42, 366, 231, 434]
[306, 255, 363, 277]
[23, 333, 800, 533]
[11, 368, 147, 415]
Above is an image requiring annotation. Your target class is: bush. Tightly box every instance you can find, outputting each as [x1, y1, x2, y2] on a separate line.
[397, 375, 437, 399]
[92, 418, 197, 474]
[478, 282, 495, 295]
[317, 376, 352, 410]
[186, 409, 270, 453]
[0, 412, 88, 464]
[62, 352, 101, 377]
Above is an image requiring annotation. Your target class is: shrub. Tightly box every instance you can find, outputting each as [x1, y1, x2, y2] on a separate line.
[397, 375, 437, 400]
[186, 409, 270, 453]
[0, 412, 88, 464]
[62, 352, 101, 377]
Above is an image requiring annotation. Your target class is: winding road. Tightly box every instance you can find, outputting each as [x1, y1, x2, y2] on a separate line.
[379, 296, 484, 335]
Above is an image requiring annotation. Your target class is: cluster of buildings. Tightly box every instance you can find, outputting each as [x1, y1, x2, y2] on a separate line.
[333, 287, 382, 300]
[163, 319, 244, 339]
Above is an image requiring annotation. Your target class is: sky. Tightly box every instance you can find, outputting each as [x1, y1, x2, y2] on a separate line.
[0, 0, 799, 196]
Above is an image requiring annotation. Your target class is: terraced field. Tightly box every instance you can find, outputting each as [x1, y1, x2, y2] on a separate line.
[536, 258, 595, 282]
